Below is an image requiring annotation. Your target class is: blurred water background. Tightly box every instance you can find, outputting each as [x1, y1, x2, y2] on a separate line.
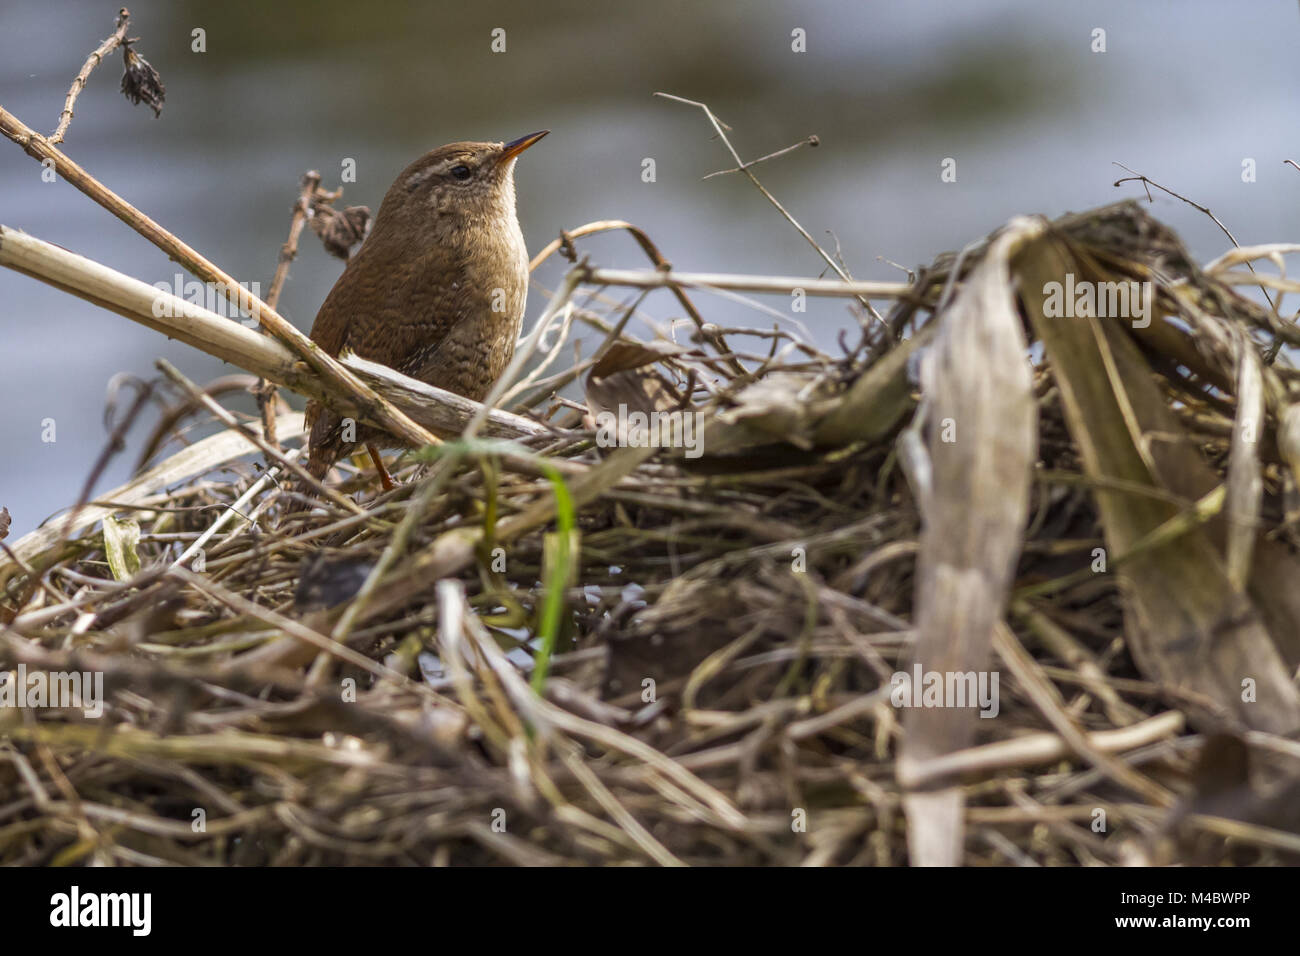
[1, 0, 1297, 536]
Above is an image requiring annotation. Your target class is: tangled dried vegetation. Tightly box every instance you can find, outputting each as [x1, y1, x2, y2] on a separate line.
[4, 193, 1300, 866]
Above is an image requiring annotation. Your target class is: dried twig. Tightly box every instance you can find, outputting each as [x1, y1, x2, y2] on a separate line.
[656, 92, 885, 325]
[1112, 161, 1277, 354]
[254, 171, 326, 450]
[703, 134, 819, 179]
[59, 375, 154, 542]
[49, 7, 132, 145]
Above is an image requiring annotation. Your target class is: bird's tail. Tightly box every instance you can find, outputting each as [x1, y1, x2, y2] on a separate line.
[305, 443, 334, 483]
[284, 401, 340, 514]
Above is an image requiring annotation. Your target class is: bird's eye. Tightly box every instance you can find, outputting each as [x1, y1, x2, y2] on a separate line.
[450, 164, 472, 181]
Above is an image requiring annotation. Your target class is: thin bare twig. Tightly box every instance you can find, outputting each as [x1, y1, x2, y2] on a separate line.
[60, 375, 154, 542]
[49, 7, 132, 145]
[703, 135, 819, 179]
[1112, 162, 1246, 251]
[254, 171, 324, 449]
[266, 171, 322, 309]
[656, 92, 885, 325]
[1112, 161, 1280, 359]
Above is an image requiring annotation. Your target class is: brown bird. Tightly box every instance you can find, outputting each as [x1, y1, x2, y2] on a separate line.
[303, 130, 548, 488]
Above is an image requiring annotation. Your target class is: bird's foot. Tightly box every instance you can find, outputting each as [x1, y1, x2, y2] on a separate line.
[366, 442, 397, 491]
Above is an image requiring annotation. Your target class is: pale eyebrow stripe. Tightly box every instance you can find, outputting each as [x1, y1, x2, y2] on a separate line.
[404, 166, 439, 190]
[404, 156, 476, 190]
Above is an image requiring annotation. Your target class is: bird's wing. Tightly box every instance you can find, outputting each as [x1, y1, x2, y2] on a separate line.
[308, 238, 470, 368]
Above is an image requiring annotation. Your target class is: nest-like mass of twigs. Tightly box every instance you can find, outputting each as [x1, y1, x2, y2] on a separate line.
[3, 201, 1300, 866]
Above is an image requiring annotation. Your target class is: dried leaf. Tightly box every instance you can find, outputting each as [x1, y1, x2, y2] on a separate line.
[102, 515, 141, 581]
[120, 44, 165, 118]
[899, 217, 1043, 866]
[584, 341, 691, 447]
[1276, 402, 1300, 483]
[813, 323, 933, 446]
[715, 372, 832, 450]
[589, 340, 688, 380]
[310, 205, 372, 260]
[1225, 340, 1263, 589]
[1018, 233, 1300, 734]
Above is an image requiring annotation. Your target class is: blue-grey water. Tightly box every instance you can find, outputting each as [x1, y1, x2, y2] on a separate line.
[1, 0, 1297, 537]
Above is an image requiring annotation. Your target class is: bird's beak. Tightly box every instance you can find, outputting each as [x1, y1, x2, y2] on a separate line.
[498, 130, 549, 164]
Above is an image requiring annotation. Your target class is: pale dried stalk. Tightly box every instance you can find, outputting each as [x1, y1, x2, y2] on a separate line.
[0, 226, 545, 442]
[1225, 341, 1263, 589]
[579, 265, 910, 299]
[900, 712, 1185, 787]
[900, 218, 1044, 865]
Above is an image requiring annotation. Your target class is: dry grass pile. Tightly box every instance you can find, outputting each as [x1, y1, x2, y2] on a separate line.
[4, 194, 1300, 865]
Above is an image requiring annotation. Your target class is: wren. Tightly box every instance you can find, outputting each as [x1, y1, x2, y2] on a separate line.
[303, 130, 548, 486]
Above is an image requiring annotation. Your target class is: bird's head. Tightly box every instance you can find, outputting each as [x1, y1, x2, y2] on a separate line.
[374, 130, 549, 233]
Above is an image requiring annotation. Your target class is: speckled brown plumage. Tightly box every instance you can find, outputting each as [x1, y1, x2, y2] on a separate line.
[304, 132, 546, 483]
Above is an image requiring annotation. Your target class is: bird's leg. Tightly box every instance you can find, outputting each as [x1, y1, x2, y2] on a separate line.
[365, 442, 396, 490]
